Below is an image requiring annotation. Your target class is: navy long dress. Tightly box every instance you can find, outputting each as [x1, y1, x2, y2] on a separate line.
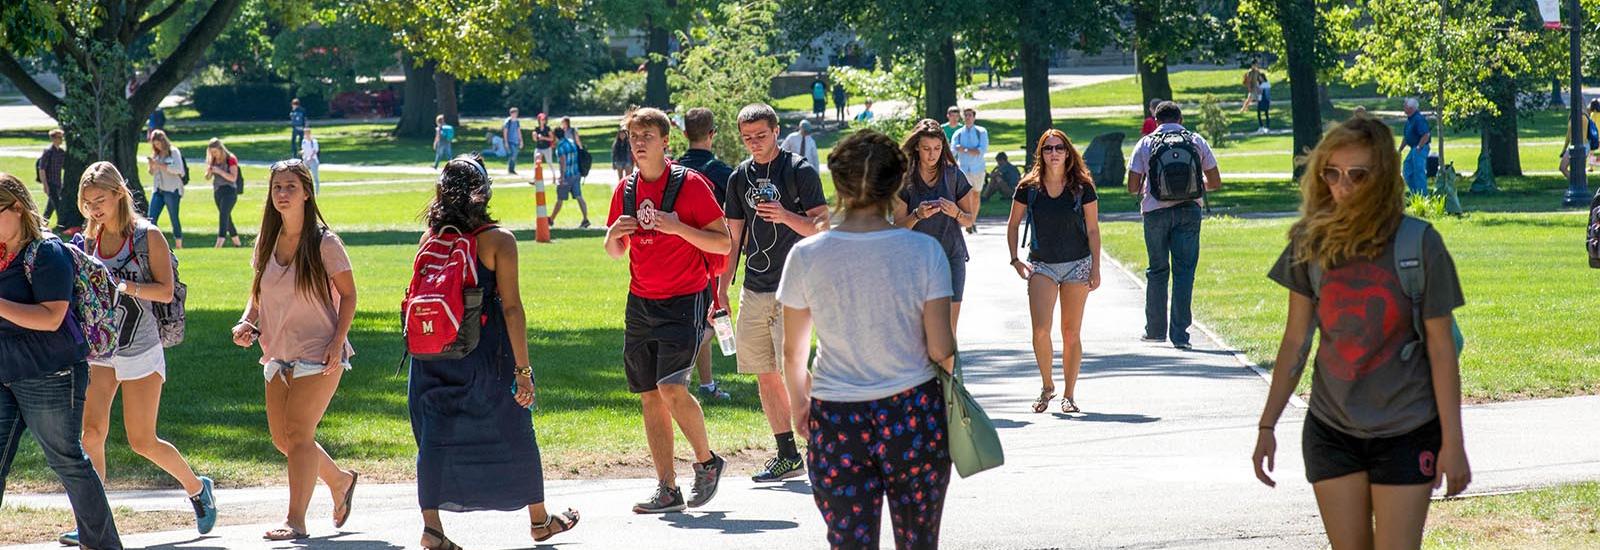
[410, 258, 544, 512]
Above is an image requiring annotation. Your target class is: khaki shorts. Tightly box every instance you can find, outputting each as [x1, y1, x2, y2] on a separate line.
[735, 288, 785, 375]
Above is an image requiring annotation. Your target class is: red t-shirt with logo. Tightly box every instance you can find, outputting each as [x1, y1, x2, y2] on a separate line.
[607, 161, 725, 299]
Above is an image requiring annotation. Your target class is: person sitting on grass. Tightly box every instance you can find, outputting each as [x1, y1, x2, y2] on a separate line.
[1253, 114, 1471, 550]
[980, 151, 1022, 203]
[231, 158, 359, 541]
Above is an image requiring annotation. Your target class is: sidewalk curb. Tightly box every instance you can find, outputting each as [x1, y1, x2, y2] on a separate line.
[1099, 246, 1309, 409]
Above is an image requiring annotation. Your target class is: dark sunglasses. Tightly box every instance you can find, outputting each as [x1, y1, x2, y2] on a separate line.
[1319, 166, 1372, 187]
[1041, 144, 1069, 154]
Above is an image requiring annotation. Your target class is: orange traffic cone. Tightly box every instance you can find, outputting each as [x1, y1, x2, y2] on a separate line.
[534, 156, 552, 243]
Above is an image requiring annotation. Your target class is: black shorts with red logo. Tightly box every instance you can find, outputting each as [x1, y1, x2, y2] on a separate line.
[1302, 414, 1441, 485]
[622, 286, 711, 394]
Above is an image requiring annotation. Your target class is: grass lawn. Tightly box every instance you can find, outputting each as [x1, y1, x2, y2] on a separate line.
[1097, 211, 1600, 401]
[983, 67, 1382, 111]
[3, 176, 784, 492]
[1426, 483, 1600, 548]
[0, 505, 188, 545]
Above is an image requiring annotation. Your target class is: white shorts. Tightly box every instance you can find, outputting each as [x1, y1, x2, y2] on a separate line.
[91, 345, 167, 382]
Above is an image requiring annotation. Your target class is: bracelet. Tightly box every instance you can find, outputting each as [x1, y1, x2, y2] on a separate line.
[514, 365, 533, 378]
[1258, 425, 1274, 431]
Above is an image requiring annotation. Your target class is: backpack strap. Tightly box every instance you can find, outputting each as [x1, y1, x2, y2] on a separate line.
[660, 164, 689, 213]
[1021, 185, 1039, 251]
[622, 170, 639, 218]
[1394, 216, 1429, 362]
[784, 150, 804, 213]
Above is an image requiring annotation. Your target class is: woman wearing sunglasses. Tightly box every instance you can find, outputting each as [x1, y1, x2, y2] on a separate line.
[1005, 130, 1101, 414]
[230, 158, 359, 541]
[1252, 115, 1470, 549]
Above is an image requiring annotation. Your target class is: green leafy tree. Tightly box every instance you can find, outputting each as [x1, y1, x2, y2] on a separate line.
[0, 0, 246, 226]
[504, 3, 611, 116]
[1233, 0, 1332, 174]
[1130, 0, 1231, 109]
[269, 9, 393, 98]
[781, 0, 978, 119]
[669, 0, 789, 162]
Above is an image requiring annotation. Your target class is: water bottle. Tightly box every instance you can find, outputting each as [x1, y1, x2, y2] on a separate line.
[711, 308, 736, 356]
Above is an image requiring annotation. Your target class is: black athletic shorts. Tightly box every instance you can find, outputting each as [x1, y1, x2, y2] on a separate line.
[1302, 413, 1441, 485]
[623, 286, 711, 393]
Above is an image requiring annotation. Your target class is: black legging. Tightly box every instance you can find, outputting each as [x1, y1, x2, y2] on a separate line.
[214, 184, 238, 238]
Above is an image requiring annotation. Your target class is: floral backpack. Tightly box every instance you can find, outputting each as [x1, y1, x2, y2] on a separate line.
[23, 234, 121, 360]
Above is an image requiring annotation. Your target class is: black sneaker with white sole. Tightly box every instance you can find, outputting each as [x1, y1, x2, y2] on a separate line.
[751, 455, 804, 482]
[687, 454, 726, 507]
[632, 485, 686, 514]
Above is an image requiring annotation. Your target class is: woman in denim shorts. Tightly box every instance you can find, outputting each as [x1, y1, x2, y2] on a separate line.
[230, 159, 359, 541]
[1005, 129, 1101, 414]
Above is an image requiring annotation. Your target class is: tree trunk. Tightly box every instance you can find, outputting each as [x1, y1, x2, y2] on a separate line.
[1318, 83, 1334, 112]
[395, 54, 437, 138]
[645, 17, 671, 109]
[1275, 0, 1322, 177]
[923, 38, 959, 120]
[435, 70, 459, 127]
[1020, 40, 1052, 169]
[1132, 2, 1173, 109]
[1484, 73, 1522, 176]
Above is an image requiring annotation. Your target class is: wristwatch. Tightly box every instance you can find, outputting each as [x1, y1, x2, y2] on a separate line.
[514, 365, 533, 378]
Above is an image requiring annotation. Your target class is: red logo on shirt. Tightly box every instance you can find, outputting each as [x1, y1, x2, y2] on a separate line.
[1315, 261, 1408, 381]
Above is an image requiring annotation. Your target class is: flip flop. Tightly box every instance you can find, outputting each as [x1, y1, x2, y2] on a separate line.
[333, 470, 359, 528]
[531, 508, 581, 542]
[263, 525, 308, 541]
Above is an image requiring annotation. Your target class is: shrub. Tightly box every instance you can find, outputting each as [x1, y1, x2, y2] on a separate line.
[1199, 94, 1230, 148]
[571, 70, 646, 115]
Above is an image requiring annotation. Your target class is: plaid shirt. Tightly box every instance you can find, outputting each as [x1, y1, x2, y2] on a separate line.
[38, 145, 65, 187]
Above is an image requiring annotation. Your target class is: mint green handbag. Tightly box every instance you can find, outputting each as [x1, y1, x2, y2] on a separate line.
[937, 355, 1004, 477]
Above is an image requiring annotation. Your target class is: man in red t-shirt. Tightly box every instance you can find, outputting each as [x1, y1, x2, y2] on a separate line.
[604, 107, 732, 514]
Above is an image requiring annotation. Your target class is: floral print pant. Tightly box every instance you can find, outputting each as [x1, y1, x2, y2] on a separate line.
[807, 379, 951, 550]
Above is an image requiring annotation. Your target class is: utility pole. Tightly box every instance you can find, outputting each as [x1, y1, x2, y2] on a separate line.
[1564, 0, 1590, 207]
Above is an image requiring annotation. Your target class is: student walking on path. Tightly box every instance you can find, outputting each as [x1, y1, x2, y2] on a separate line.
[550, 128, 591, 228]
[503, 108, 524, 175]
[1126, 102, 1222, 351]
[722, 103, 830, 483]
[230, 159, 359, 541]
[409, 155, 579, 550]
[145, 130, 186, 249]
[36, 129, 66, 225]
[1006, 130, 1101, 415]
[674, 107, 736, 401]
[604, 108, 731, 514]
[289, 98, 307, 156]
[205, 139, 243, 248]
[299, 127, 322, 194]
[1253, 115, 1471, 550]
[611, 127, 633, 182]
[893, 119, 977, 334]
[432, 115, 455, 170]
[0, 173, 124, 550]
[780, 128, 955, 550]
[72, 162, 217, 545]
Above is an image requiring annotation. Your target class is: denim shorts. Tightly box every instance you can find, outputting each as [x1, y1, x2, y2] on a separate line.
[1031, 257, 1093, 285]
[262, 359, 352, 383]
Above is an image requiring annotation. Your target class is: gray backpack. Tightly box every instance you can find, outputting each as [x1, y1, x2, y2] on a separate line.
[1145, 130, 1205, 203]
[130, 223, 187, 347]
[1307, 216, 1464, 362]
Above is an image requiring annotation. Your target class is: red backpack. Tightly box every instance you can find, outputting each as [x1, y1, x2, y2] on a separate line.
[403, 224, 497, 360]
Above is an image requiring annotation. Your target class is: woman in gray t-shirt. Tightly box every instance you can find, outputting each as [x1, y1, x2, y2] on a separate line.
[777, 129, 956, 549]
[75, 161, 217, 538]
[1250, 116, 1469, 550]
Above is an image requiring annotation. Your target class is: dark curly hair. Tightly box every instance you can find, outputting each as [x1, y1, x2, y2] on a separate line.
[426, 153, 497, 232]
[827, 129, 907, 215]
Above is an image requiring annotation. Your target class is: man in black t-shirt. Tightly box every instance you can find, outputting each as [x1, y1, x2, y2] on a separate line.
[723, 103, 829, 483]
[533, 113, 555, 183]
[676, 107, 736, 401]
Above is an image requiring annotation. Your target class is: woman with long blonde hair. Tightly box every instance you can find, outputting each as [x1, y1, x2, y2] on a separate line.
[1005, 129, 1101, 414]
[892, 118, 978, 334]
[1252, 115, 1471, 549]
[145, 129, 185, 248]
[230, 159, 358, 540]
[206, 138, 243, 248]
[69, 161, 216, 546]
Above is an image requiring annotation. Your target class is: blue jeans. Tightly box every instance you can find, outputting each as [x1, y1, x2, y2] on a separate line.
[1404, 144, 1429, 196]
[291, 127, 304, 157]
[1142, 202, 1203, 346]
[0, 362, 122, 549]
[507, 143, 521, 173]
[433, 142, 453, 169]
[147, 189, 183, 241]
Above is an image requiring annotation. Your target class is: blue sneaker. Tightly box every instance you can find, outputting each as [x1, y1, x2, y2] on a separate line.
[57, 530, 78, 546]
[192, 476, 218, 534]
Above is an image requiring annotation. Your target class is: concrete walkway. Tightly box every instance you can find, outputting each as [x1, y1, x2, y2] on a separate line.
[6, 221, 1598, 549]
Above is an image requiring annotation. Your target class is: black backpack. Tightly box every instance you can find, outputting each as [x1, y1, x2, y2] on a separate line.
[622, 165, 727, 276]
[1587, 189, 1600, 268]
[178, 152, 191, 186]
[1145, 130, 1204, 203]
[577, 147, 593, 177]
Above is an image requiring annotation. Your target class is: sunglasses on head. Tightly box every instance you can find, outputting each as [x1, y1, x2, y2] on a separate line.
[270, 158, 305, 171]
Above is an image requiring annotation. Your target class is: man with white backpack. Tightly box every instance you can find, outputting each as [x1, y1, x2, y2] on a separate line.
[1126, 101, 1223, 351]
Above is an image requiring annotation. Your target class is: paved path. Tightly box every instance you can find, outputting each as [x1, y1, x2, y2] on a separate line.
[6, 222, 1600, 550]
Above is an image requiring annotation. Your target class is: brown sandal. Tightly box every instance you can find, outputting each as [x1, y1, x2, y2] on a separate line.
[1031, 387, 1055, 413]
[1062, 396, 1080, 414]
[333, 470, 358, 528]
[532, 508, 580, 542]
[422, 526, 464, 550]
